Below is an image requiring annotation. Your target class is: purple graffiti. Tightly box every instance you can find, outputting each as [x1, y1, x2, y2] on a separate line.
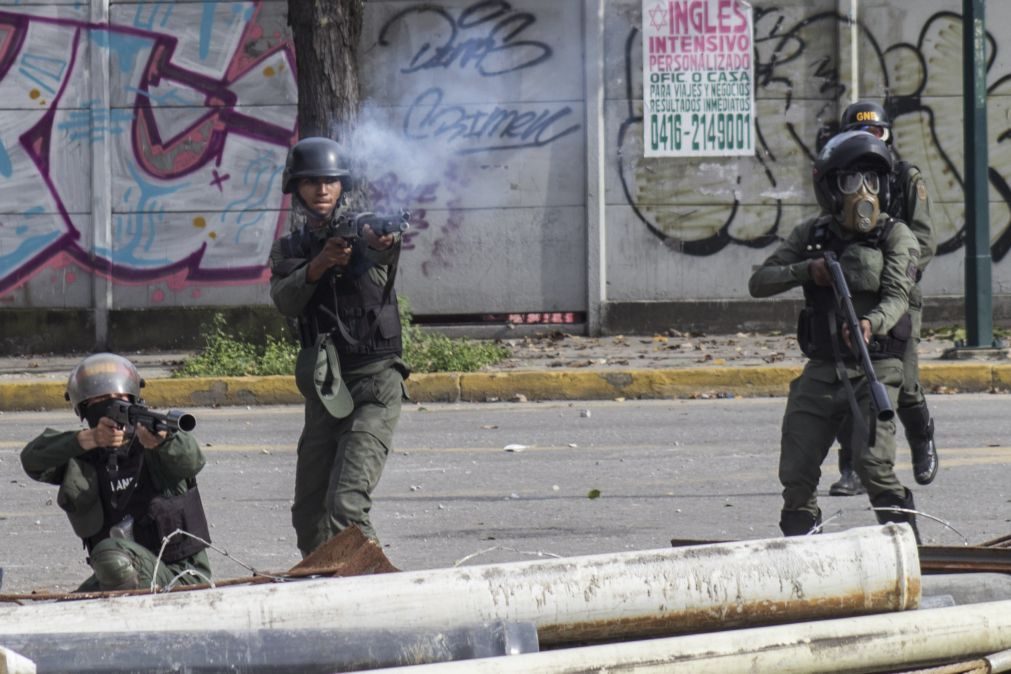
[0, 3, 296, 295]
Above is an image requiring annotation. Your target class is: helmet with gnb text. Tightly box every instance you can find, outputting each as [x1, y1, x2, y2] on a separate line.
[65, 353, 144, 419]
[281, 137, 352, 194]
[841, 100, 892, 144]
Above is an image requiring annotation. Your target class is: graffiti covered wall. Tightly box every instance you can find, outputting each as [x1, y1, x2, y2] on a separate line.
[359, 0, 587, 316]
[607, 0, 1011, 307]
[0, 0, 1009, 338]
[0, 1, 295, 313]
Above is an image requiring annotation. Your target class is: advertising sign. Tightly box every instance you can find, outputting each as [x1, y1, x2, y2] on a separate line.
[642, 0, 755, 157]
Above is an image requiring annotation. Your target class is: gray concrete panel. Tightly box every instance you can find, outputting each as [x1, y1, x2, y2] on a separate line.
[357, 102, 586, 211]
[361, 0, 585, 106]
[396, 206, 587, 314]
[603, 203, 805, 302]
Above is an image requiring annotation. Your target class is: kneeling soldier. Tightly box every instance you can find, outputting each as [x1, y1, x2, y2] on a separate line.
[21, 353, 211, 591]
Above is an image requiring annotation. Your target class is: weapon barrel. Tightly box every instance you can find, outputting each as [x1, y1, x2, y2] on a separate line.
[823, 252, 894, 422]
[106, 401, 197, 433]
[160, 409, 197, 433]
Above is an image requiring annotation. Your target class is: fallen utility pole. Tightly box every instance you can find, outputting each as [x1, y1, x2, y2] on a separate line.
[375, 599, 1011, 674]
[0, 622, 538, 674]
[0, 646, 35, 674]
[0, 525, 919, 648]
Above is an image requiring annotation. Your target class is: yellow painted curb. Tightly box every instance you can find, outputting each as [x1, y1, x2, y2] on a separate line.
[0, 381, 67, 411]
[460, 367, 804, 401]
[920, 363, 994, 392]
[0, 362, 1002, 411]
[406, 373, 461, 403]
[143, 376, 303, 408]
[990, 364, 1011, 391]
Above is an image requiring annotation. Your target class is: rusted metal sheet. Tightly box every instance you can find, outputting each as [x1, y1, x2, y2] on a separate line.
[287, 524, 399, 577]
[0, 525, 397, 604]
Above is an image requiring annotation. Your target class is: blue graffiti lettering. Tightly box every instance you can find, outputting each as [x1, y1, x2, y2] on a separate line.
[403, 87, 579, 154]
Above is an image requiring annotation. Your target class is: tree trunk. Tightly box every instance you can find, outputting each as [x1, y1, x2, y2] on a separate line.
[287, 0, 364, 142]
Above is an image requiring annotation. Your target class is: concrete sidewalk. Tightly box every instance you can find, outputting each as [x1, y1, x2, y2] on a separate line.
[0, 332, 1007, 412]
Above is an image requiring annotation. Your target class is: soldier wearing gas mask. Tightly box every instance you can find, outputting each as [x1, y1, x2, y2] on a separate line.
[749, 131, 923, 540]
[269, 136, 409, 556]
[20, 353, 211, 591]
[826, 101, 939, 498]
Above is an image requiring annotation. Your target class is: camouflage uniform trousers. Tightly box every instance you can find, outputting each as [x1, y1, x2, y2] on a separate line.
[898, 287, 925, 409]
[79, 538, 211, 592]
[780, 359, 908, 519]
[291, 364, 404, 556]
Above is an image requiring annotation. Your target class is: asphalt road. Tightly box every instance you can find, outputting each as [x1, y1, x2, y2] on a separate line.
[1, 395, 1009, 594]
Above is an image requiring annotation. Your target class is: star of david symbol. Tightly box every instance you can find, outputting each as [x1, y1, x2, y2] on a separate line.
[648, 2, 669, 32]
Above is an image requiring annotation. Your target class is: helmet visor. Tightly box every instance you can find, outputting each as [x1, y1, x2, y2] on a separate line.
[851, 124, 890, 142]
[298, 175, 343, 187]
[836, 170, 881, 195]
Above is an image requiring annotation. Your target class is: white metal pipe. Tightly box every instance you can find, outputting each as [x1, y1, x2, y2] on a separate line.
[0, 525, 918, 647]
[850, 0, 859, 101]
[377, 599, 1011, 674]
[0, 646, 36, 674]
[988, 648, 1011, 674]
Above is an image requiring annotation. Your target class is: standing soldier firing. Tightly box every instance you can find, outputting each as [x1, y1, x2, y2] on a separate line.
[269, 137, 409, 557]
[749, 131, 923, 540]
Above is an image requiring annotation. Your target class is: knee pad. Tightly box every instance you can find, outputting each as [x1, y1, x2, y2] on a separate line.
[91, 546, 140, 591]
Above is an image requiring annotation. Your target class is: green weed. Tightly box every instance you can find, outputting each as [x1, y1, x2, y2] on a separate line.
[177, 300, 508, 377]
[400, 297, 510, 373]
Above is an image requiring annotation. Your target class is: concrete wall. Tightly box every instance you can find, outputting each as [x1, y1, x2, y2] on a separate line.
[0, 0, 1009, 349]
[601, 0, 1011, 333]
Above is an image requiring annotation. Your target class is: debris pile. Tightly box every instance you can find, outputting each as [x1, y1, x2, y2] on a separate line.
[2, 525, 1011, 673]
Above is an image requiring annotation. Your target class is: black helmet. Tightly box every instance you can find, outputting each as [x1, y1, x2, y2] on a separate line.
[813, 130, 893, 214]
[281, 137, 351, 194]
[840, 100, 891, 143]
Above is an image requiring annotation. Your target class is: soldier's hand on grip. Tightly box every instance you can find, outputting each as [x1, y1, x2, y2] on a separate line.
[808, 258, 832, 287]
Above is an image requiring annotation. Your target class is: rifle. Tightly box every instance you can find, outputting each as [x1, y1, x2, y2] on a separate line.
[326, 209, 411, 242]
[823, 251, 894, 422]
[107, 399, 197, 433]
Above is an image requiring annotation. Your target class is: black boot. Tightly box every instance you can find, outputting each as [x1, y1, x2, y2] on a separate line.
[898, 402, 939, 485]
[828, 446, 866, 496]
[872, 488, 922, 544]
[780, 509, 822, 536]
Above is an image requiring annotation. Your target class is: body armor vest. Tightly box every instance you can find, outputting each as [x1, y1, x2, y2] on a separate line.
[83, 440, 210, 564]
[796, 217, 910, 362]
[281, 225, 403, 371]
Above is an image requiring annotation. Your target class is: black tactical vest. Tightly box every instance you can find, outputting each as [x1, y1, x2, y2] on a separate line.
[281, 225, 403, 371]
[83, 440, 210, 564]
[796, 218, 910, 362]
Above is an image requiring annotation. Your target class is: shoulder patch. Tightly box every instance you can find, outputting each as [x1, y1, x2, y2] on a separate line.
[916, 181, 928, 202]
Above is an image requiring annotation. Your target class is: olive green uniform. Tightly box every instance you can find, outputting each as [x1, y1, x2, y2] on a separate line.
[269, 228, 407, 555]
[831, 163, 938, 492]
[21, 429, 211, 591]
[891, 164, 935, 408]
[749, 214, 920, 522]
